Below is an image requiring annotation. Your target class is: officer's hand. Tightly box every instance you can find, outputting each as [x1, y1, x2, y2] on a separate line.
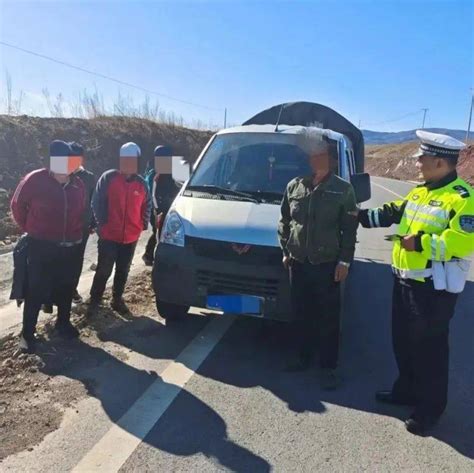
[401, 235, 417, 252]
[282, 256, 291, 270]
[335, 263, 349, 282]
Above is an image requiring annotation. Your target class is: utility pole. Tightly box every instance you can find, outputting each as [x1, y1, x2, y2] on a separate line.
[465, 89, 473, 143]
[421, 108, 429, 129]
[224, 108, 227, 128]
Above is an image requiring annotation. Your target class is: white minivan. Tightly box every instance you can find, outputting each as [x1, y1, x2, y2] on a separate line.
[152, 102, 371, 321]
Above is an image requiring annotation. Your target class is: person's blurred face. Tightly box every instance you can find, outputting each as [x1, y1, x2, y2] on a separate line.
[415, 155, 451, 182]
[120, 157, 138, 176]
[309, 150, 330, 176]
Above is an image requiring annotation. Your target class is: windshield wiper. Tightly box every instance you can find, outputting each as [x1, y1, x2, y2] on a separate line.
[187, 185, 259, 203]
[249, 190, 283, 203]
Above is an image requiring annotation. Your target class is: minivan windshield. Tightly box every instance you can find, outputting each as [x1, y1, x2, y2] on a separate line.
[188, 133, 313, 203]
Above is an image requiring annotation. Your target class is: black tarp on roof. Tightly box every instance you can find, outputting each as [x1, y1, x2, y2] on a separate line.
[243, 102, 364, 172]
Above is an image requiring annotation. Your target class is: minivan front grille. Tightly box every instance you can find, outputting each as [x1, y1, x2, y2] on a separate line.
[187, 236, 281, 266]
[197, 270, 279, 298]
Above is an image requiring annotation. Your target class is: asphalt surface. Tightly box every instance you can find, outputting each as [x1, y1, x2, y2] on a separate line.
[2, 176, 474, 472]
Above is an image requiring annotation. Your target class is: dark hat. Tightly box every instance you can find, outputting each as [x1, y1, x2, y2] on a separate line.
[50, 140, 72, 157]
[69, 141, 84, 156]
[154, 145, 173, 157]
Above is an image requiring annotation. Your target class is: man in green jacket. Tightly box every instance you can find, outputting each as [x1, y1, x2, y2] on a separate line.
[278, 137, 358, 389]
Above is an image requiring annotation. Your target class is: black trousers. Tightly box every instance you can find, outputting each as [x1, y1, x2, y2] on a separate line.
[143, 222, 157, 261]
[391, 277, 458, 420]
[289, 260, 341, 369]
[90, 239, 137, 301]
[73, 231, 90, 291]
[23, 238, 81, 338]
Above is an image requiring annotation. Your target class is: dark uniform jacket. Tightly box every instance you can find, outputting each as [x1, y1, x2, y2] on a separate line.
[278, 173, 358, 264]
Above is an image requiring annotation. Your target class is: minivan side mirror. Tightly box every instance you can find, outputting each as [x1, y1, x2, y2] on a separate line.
[172, 156, 191, 183]
[350, 173, 371, 203]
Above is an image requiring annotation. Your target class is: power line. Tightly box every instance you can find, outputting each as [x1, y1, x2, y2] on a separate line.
[364, 109, 424, 127]
[0, 40, 223, 112]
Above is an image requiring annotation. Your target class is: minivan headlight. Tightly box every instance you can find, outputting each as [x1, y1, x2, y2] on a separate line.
[160, 211, 185, 247]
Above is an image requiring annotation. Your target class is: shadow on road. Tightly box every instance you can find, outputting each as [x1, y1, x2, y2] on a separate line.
[38, 259, 473, 469]
[38, 310, 270, 472]
[96, 259, 474, 461]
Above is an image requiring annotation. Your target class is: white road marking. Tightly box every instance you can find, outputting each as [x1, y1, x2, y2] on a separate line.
[72, 314, 235, 473]
[371, 180, 404, 199]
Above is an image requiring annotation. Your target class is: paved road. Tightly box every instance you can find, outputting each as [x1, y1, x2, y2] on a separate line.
[2, 176, 473, 472]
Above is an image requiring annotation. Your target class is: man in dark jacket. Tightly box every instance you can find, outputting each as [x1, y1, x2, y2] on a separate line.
[69, 142, 96, 303]
[278, 136, 358, 389]
[142, 145, 180, 265]
[88, 142, 151, 315]
[11, 140, 85, 353]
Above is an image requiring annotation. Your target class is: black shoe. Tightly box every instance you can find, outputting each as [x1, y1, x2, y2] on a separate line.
[284, 354, 312, 372]
[142, 254, 154, 267]
[55, 321, 80, 339]
[375, 390, 416, 406]
[72, 290, 83, 304]
[18, 333, 36, 354]
[86, 298, 101, 317]
[320, 368, 342, 391]
[42, 304, 54, 314]
[405, 415, 439, 436]
[111, 297, 130, 316]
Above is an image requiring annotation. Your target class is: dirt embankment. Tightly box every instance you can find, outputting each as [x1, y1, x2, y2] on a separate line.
[366, 142, 474, 184]
[0, 272, 157, 460]
[0, 115, 212, 242]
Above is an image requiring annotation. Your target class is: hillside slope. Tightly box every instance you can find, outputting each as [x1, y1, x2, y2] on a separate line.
[0, 116, 212, 240]
[366, 142, 473, 184]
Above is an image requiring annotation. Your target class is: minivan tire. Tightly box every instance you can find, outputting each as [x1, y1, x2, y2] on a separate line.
[155, 299, 190, 321]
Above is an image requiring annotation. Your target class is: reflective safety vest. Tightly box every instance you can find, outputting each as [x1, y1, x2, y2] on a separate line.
[359, 172, 474, 281]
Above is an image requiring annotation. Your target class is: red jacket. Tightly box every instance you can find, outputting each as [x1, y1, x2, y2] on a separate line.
[92, 170, 151, 244]
[11, 169, 86, 242]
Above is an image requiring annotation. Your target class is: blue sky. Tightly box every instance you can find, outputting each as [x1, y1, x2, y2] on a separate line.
[0, 0, 472, 131]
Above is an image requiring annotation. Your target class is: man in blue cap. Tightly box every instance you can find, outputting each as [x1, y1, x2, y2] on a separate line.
[142, 145, 180, 266]
[11, 140, 85, 353]
[359, 130, 474, 435]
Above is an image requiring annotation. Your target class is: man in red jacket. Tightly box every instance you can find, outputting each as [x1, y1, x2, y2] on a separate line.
[88, 142, 151, 315]
[11, 140, 85, 353]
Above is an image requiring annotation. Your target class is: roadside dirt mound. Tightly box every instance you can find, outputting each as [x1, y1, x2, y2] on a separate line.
[0, 271, 157, 460]
[366, 142, 474, 184]
[0, 115, 212, 242]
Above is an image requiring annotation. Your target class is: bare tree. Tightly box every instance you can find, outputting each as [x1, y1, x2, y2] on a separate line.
[6, 70, 12, 114]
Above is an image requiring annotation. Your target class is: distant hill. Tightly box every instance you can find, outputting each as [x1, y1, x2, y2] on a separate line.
[362, 128, 467, 145]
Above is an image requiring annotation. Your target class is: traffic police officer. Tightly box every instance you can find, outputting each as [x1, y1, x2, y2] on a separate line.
[278, 135, 358, 389]
[359, 130, 474, 435]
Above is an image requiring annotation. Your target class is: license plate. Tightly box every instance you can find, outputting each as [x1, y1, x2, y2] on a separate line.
[206, 295, 263, 315]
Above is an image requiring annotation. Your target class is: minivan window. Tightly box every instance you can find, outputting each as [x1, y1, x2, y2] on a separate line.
[188, 133, 312, 202]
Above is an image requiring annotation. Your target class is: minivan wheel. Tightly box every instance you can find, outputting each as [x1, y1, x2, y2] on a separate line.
[155, 299, 190, 321]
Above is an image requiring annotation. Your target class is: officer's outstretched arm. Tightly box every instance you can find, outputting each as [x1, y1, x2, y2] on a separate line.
[358, 200, 407, 229]
[417, 197, 474, 261]
[278, 188, 291, 256]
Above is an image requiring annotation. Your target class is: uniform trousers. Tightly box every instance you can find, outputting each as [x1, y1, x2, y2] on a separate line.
[391, 277, 458, 420]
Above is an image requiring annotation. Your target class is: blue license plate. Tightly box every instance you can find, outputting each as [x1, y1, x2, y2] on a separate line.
[206, 295, 263, 315]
